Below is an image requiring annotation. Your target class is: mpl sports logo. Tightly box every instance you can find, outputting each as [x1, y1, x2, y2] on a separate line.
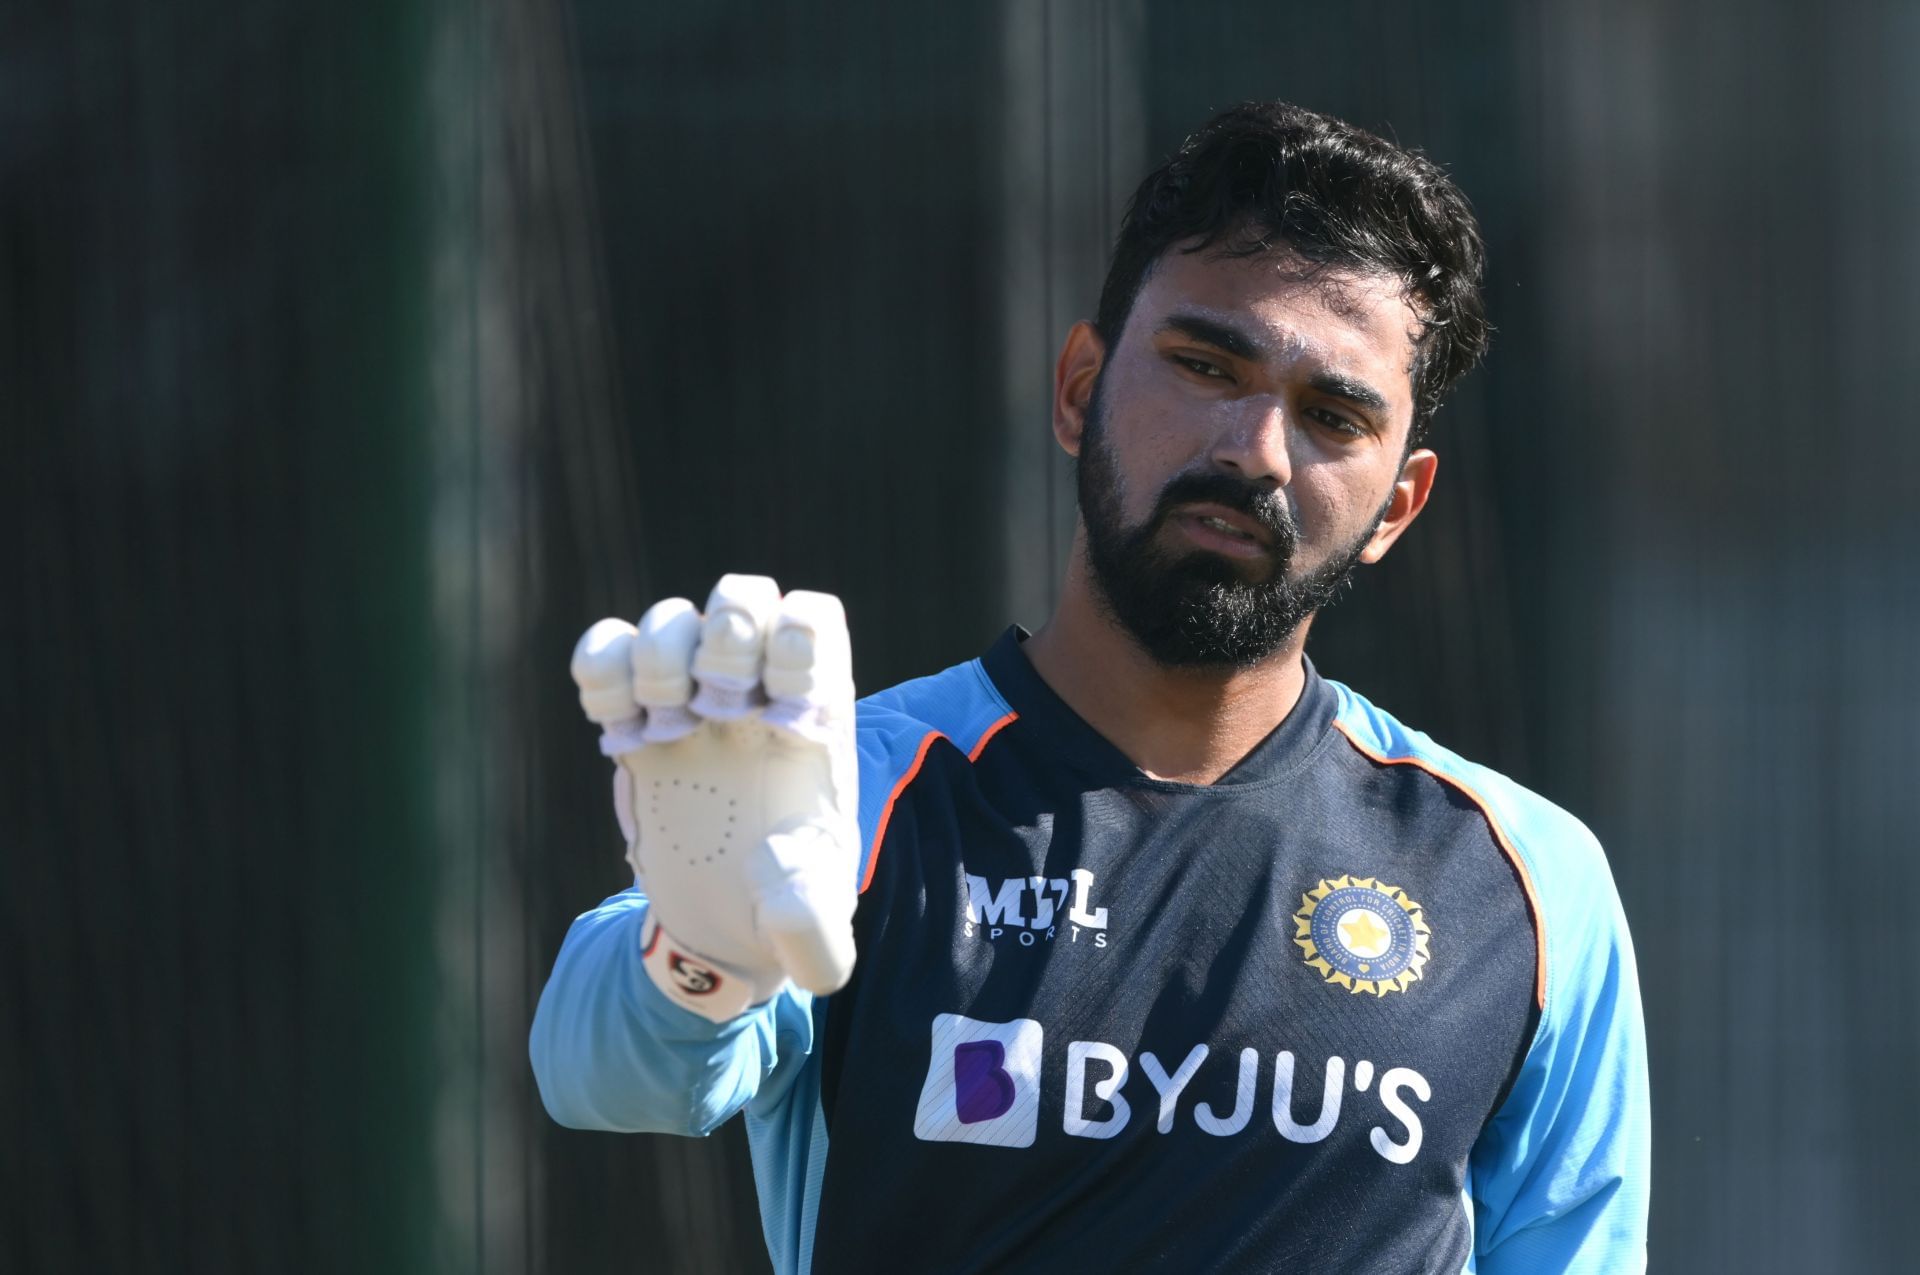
[913, 1014, 1432, 1164]
[962, 868, 1109, 948]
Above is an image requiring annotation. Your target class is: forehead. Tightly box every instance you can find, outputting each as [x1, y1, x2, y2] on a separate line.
[1127, 244, 1424, 385]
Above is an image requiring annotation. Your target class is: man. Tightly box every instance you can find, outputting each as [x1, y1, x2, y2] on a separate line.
[533, 101, 1649, 1273]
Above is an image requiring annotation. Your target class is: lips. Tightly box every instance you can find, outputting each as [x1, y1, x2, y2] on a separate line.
[1174, 502, 1274, 548]
[1169, 511, 1275, 563]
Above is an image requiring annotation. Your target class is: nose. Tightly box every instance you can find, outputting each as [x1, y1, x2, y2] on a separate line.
[1207, 395, 1293, 488]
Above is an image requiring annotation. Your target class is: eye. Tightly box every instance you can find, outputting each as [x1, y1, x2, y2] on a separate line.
[1171, 354, 1231, 381]
[1307, 407, 1367, 439]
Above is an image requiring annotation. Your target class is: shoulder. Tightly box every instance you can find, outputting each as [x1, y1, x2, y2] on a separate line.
[1325, 679, 1628, 1020]
[856, 657, 1017, 774]
[850, 657, 1018, 888]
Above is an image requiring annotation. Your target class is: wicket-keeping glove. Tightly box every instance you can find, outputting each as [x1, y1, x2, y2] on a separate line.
[569, 574, 859, 1023]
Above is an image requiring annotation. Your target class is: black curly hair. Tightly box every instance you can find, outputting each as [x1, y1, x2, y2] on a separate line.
[1094, 102, 1489, 442]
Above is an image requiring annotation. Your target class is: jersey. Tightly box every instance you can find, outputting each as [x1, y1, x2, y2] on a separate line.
[531, 628, 1650, 1274]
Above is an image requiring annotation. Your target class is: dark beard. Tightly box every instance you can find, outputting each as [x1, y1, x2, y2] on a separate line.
[1076, 381, 1383, 669]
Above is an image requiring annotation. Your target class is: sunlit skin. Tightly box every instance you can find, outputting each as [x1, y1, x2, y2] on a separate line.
[1022, 245, 1440, 784]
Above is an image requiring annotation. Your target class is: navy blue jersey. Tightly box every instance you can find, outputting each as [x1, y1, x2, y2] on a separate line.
[532, 630, 1649, 1273]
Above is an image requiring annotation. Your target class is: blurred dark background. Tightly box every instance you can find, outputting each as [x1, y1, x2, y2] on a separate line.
[8, 0, 1918, 1270]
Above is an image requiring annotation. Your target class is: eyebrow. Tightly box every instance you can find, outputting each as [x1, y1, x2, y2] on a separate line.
[1306, 370, 1391, 417]
[1157, 313, 1392, 417]
[1158, 313, 1265, 361]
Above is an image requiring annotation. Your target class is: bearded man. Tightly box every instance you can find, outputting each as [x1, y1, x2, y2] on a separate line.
[533, 101, 1649, 1275]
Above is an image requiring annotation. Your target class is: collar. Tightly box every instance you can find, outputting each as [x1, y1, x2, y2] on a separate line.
[977, 625, 1335, 790]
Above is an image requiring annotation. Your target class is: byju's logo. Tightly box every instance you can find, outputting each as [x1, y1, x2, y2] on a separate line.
[911, 1014, 1434, 1163]
[913, 1014, 1044, 1148]
[963, 868, 1109, 947]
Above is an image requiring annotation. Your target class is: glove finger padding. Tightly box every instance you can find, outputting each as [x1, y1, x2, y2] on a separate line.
[691, 574, 781, 720]
[572, 618, 641, 725]
[632, 598, 702, 745]
[764, 591, 853, 715]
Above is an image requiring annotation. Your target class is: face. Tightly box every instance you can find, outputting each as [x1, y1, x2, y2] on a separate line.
[1055, 245, 1439, 669]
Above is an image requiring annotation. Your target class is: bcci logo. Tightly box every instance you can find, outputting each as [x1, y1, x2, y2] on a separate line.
[1293, 875, 1430, 996]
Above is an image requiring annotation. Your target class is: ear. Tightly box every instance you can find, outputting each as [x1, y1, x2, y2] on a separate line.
[1359, 447, 1438, 564]
[1051, 321, 1106, 458]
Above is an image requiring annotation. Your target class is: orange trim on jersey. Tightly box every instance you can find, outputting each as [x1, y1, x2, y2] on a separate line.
[967, 711, 1020, 761]
[862, 730, 944, 894]
[862, 714, 1017, 894]
[1331, 718, 1549, 1012]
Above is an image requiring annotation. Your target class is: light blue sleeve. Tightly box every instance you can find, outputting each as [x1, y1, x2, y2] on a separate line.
[530, 664, 1014, 1274]
[1329, 682, 1649, 1274]
[528, 886, 817, 1137]
[1468, 793, 1651, 1274]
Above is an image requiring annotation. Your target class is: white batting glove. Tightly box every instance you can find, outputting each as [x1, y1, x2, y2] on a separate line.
[569, 575, 859, 1023]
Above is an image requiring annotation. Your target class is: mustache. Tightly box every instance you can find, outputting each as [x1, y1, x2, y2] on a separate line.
[1147, 471, 1298, 549]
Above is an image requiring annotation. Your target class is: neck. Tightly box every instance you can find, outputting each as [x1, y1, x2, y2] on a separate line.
[1022, 539, 1311, 785]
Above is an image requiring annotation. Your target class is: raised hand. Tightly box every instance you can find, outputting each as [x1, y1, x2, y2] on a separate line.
[570, 575, 858, 1022]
